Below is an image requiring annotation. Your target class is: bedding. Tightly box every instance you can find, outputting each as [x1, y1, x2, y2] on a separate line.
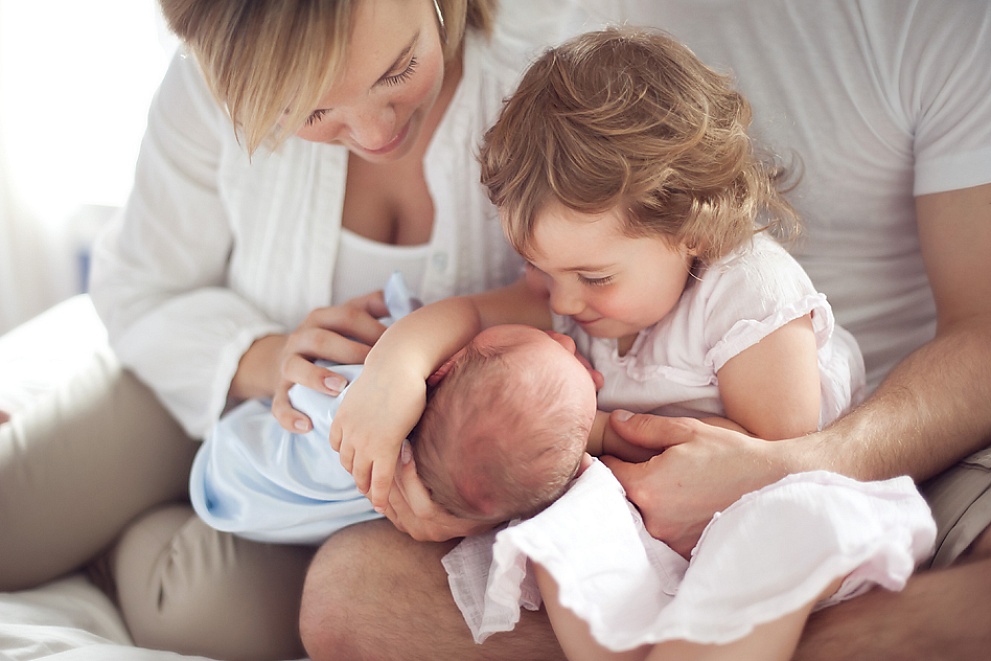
[0, 295, 306, 661]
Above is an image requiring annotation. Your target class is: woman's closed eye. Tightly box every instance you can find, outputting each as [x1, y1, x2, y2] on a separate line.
[381, 55, 418, 87]
[303, 54, 419, 127]
[305, 108, 330, 126]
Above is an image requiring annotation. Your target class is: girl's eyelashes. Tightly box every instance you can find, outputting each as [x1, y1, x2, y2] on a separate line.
[578, 274, 614, 287]
[304, 108, 330, 127]
[382, 55, 418, 87]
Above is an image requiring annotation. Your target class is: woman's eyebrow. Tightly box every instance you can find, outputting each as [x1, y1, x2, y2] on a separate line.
[374, 33, 419, 85]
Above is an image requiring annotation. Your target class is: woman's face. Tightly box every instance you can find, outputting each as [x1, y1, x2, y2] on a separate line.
[293, 0, 447, 162]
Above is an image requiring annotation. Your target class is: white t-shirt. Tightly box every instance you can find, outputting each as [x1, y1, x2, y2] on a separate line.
[587, 0, 991, 390]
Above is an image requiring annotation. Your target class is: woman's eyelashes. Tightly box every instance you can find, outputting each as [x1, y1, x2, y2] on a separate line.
[303, 56, 419, 126]
[382, 55, 418, 87]
[305, 108, 330, 126]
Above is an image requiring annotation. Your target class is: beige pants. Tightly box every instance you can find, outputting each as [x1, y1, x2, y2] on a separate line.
[0, 346, 312, 660]
[919, 444, 991, 568]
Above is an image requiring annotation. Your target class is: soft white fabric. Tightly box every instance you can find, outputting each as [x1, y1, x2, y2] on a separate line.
[444, 463, 936, 649]
[89, 4, 603, 437]
[0, 566, 240, 661]
[189, 273, 417, 544]
[556, 234, 865, 428]
[596, 0, 991, 391]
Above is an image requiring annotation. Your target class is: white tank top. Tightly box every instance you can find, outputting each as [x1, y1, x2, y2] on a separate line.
[331, 228, 430, 305]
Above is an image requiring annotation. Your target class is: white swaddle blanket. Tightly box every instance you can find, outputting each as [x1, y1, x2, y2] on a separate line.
[443, 462, 935, 651]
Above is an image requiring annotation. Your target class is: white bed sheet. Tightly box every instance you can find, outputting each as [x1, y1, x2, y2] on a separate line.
[0, 575, 214, 661]
[0, 296, 306, 661]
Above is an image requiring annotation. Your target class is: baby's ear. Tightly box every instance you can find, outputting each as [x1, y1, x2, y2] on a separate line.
[427, 355, 459, 386]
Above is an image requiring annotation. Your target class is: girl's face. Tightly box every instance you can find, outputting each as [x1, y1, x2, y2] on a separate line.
[526, 202, 694, 351]
[293, 0, 446, 162]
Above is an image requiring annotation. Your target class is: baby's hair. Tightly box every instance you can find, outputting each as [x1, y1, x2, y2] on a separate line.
[480, 26, 801, 264]
[411, 340, 589, 523]
[159, 0, 496, 153]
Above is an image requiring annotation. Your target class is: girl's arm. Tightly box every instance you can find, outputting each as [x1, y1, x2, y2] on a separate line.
[588, 411, 660, 463]
[330, 277, 551, 510]
[715, 315, 821, 440]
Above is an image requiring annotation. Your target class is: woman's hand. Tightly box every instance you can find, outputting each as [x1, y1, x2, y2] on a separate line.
[232, 291, 392, 432]
[600, 411, 799, 557]
[381, 441, 493, 542]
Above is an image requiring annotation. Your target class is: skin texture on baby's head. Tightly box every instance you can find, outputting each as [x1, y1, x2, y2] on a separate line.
[411, 325, 597, 524]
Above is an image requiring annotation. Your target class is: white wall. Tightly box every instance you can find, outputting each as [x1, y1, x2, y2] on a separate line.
[0, 0, 176, 333]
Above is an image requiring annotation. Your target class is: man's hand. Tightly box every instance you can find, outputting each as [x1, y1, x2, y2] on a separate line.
[600, 411, 796, 557]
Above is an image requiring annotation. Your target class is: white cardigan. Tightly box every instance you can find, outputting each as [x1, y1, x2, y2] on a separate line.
[89, 6, 595, 437]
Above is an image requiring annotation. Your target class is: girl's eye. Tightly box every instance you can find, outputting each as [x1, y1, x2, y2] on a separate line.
[578, 274, 614, 287]
[383, 55, 418, 87]
[304, 108, 330, 127]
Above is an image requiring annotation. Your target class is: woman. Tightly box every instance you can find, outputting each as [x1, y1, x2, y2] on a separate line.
[0, 1, 593, 658]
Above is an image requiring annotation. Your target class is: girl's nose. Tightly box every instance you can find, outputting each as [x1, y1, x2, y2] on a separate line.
[548, 284, 584, 318]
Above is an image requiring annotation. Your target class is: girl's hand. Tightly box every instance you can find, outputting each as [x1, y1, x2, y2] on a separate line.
[329, 362, 428, 511]
[271, 291, 391, 433]
[382, 441, 493, 542]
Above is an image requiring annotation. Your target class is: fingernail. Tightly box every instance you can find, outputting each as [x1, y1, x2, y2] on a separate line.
[374, 506, 385, 514]
[614, 409, 633, 422]
[294, 419, 309, 431]
[324, 376, 347, 394]
[400, 440, 412, 465]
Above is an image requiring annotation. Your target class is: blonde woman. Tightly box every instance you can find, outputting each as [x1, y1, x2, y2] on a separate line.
[0, 1, 601, 658]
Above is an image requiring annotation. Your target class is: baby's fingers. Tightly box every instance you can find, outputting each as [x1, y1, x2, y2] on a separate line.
[366, 461, 396, 513]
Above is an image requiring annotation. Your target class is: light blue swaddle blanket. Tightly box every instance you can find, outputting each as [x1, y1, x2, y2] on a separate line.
[189, 273, 420, 544]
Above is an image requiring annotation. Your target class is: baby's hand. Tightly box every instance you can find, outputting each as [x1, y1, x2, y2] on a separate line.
[329, 363, 427, 511]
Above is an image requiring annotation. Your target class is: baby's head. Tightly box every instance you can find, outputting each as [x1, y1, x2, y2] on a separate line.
[480, 26, 800, 266]
[411, 325, 597, 523]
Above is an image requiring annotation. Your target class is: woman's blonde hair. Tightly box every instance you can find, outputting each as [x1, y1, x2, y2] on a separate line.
[480, 27, 800, 264]
[159, 0, 496, 153]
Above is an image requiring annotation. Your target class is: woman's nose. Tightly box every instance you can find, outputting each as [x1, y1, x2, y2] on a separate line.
[344, 104, 397, 151]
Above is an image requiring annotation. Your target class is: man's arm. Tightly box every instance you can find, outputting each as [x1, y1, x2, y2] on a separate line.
[811, 183, 991, 481]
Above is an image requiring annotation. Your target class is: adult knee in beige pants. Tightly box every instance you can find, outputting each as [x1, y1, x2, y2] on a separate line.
[112, 504, 314, 661]
[920, 443, 991, 568]
[0, 346, 198, 590]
